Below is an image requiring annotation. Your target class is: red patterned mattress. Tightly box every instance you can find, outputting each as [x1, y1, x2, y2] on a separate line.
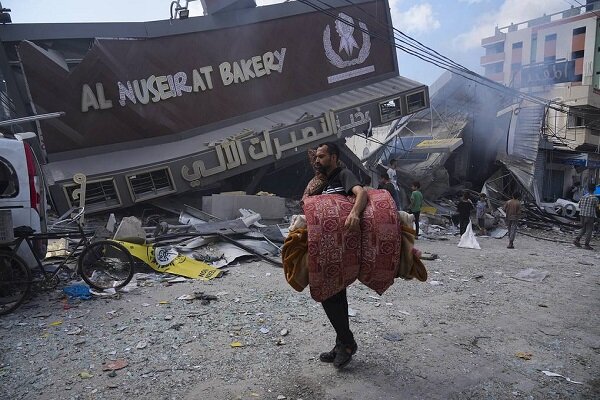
[303, 190, 402, 302]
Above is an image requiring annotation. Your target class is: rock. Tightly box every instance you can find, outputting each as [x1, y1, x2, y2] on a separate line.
[136, 341, 148, 350]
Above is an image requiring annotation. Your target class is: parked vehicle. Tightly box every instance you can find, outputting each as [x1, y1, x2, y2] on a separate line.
[0, 132, 47, 262]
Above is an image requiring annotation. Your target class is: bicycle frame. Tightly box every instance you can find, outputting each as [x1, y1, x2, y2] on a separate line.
[7, 229, 90, 283]
[5, 206, 92, 283]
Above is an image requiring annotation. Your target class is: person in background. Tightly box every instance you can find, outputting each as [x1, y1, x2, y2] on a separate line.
[386, 159, 404, 209]
[567, 181, 582, 202]
[408, 181, 423, 237]
[457, 192, 474, 236]
[476, 193, 489, 235]
[503, 192, 521, 249]
[387, 159, 399, 191]
[378, 173, 400, 210]
[574, 182, 599, 250]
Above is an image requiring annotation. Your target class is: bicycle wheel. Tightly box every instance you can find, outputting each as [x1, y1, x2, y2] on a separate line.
[0, 249, 32, 316]
[78, 240, 134, 290]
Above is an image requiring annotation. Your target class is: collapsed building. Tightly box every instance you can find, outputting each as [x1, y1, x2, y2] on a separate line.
[0, 0, 429, 215]
[481, 2, 600, 205]
[347, 2, 600, 220]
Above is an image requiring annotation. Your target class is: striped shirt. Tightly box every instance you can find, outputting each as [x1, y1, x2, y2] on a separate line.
[578, 193, 599, 218]
[323, 168, 361, 195]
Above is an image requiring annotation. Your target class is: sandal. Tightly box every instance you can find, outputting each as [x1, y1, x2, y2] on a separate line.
[319, 345, 338, 363]
[333, 341, 358, 369]
[319, 341, 357, 364]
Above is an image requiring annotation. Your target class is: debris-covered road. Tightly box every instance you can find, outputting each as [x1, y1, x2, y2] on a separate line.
[1, 231, 598, 400]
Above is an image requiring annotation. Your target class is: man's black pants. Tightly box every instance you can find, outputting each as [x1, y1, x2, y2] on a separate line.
[321, 288, 354, 346]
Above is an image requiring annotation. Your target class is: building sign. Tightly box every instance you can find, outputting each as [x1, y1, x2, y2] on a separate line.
[18, 0, 396, 155]
[180, 107, 374, 187]
[519, 60, 576, 88]
[554, 152, 600, 168]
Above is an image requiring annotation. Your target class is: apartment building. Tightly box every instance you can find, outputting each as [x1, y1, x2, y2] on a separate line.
[481, 1, 600, 202]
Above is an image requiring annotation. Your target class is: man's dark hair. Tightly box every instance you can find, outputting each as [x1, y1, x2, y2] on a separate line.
[588, 182, 596, 193]
[380, 172, 389, 180]
[412, 181, 420, 189]
[363, 175, 372, 185]
[318, 142, 340, 158]
[389, 159, 397, 166]
[512, 192, 520, 199]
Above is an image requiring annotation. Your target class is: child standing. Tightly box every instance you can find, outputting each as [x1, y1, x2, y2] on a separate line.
[409, 181, 423, 237]
[476, 193, 489, 235]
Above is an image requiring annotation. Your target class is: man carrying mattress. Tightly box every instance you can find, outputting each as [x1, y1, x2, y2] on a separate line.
[312, 142, 367, 369]
[282, 142, 427, 370]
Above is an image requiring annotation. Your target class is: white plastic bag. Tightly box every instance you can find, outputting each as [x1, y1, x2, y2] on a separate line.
[458, 221, 480, 249]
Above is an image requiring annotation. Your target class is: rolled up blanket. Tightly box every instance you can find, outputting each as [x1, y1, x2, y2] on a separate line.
[281, 228, 309, 292]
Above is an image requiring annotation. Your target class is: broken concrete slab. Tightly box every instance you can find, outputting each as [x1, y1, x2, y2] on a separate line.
[113, 216, 146, 244]
[202, 193, 285, 220]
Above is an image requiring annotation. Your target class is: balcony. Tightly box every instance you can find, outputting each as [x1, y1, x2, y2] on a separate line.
[481, 32, 506, 46]
[564, 127, 600, 148]
[480, 52, 505, 66]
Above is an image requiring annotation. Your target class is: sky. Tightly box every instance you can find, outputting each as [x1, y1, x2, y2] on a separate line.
[4, 0, 572, 85]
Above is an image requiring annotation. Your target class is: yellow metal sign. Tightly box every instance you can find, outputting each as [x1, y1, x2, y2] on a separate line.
[116, 241, 222, 280]
[413, 138, 463, 153]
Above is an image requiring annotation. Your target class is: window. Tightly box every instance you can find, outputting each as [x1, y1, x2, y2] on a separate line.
[405, 91, 427, 114]
[379, 98, 402, 123]
[127, 167, 176, 202]
[64, 178, 121, 212]
[568, 114, 586, 128]
[486, 42, 504, 55]
[545, 33, 557, 42]
[0, 157, 18, 198]
[485, 63, 504, 75]
[573, 26, 586, 35]
[512, 42, 523, 49]
[572, 50, 584, 59]
[531, 34, 538, 63]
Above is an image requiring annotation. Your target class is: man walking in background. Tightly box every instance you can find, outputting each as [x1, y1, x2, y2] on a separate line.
[503, 193, 521, 249]
[409, 181, 423, 238]
[378, 173, 400, 210]
[386, 159, 402, 210]
[574, 182, 599, 250]
[457, 192, 474, 236]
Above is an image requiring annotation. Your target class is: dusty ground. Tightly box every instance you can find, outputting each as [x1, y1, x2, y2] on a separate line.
[0, 228, 599, 400]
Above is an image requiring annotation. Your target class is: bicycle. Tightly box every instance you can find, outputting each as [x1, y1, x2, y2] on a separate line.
[0, 207, 134, 315]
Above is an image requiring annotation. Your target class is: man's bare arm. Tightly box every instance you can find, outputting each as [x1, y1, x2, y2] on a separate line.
[345, 185, 367, 231]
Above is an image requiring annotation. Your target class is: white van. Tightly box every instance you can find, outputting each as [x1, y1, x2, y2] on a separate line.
[0, 133, 47, 261]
